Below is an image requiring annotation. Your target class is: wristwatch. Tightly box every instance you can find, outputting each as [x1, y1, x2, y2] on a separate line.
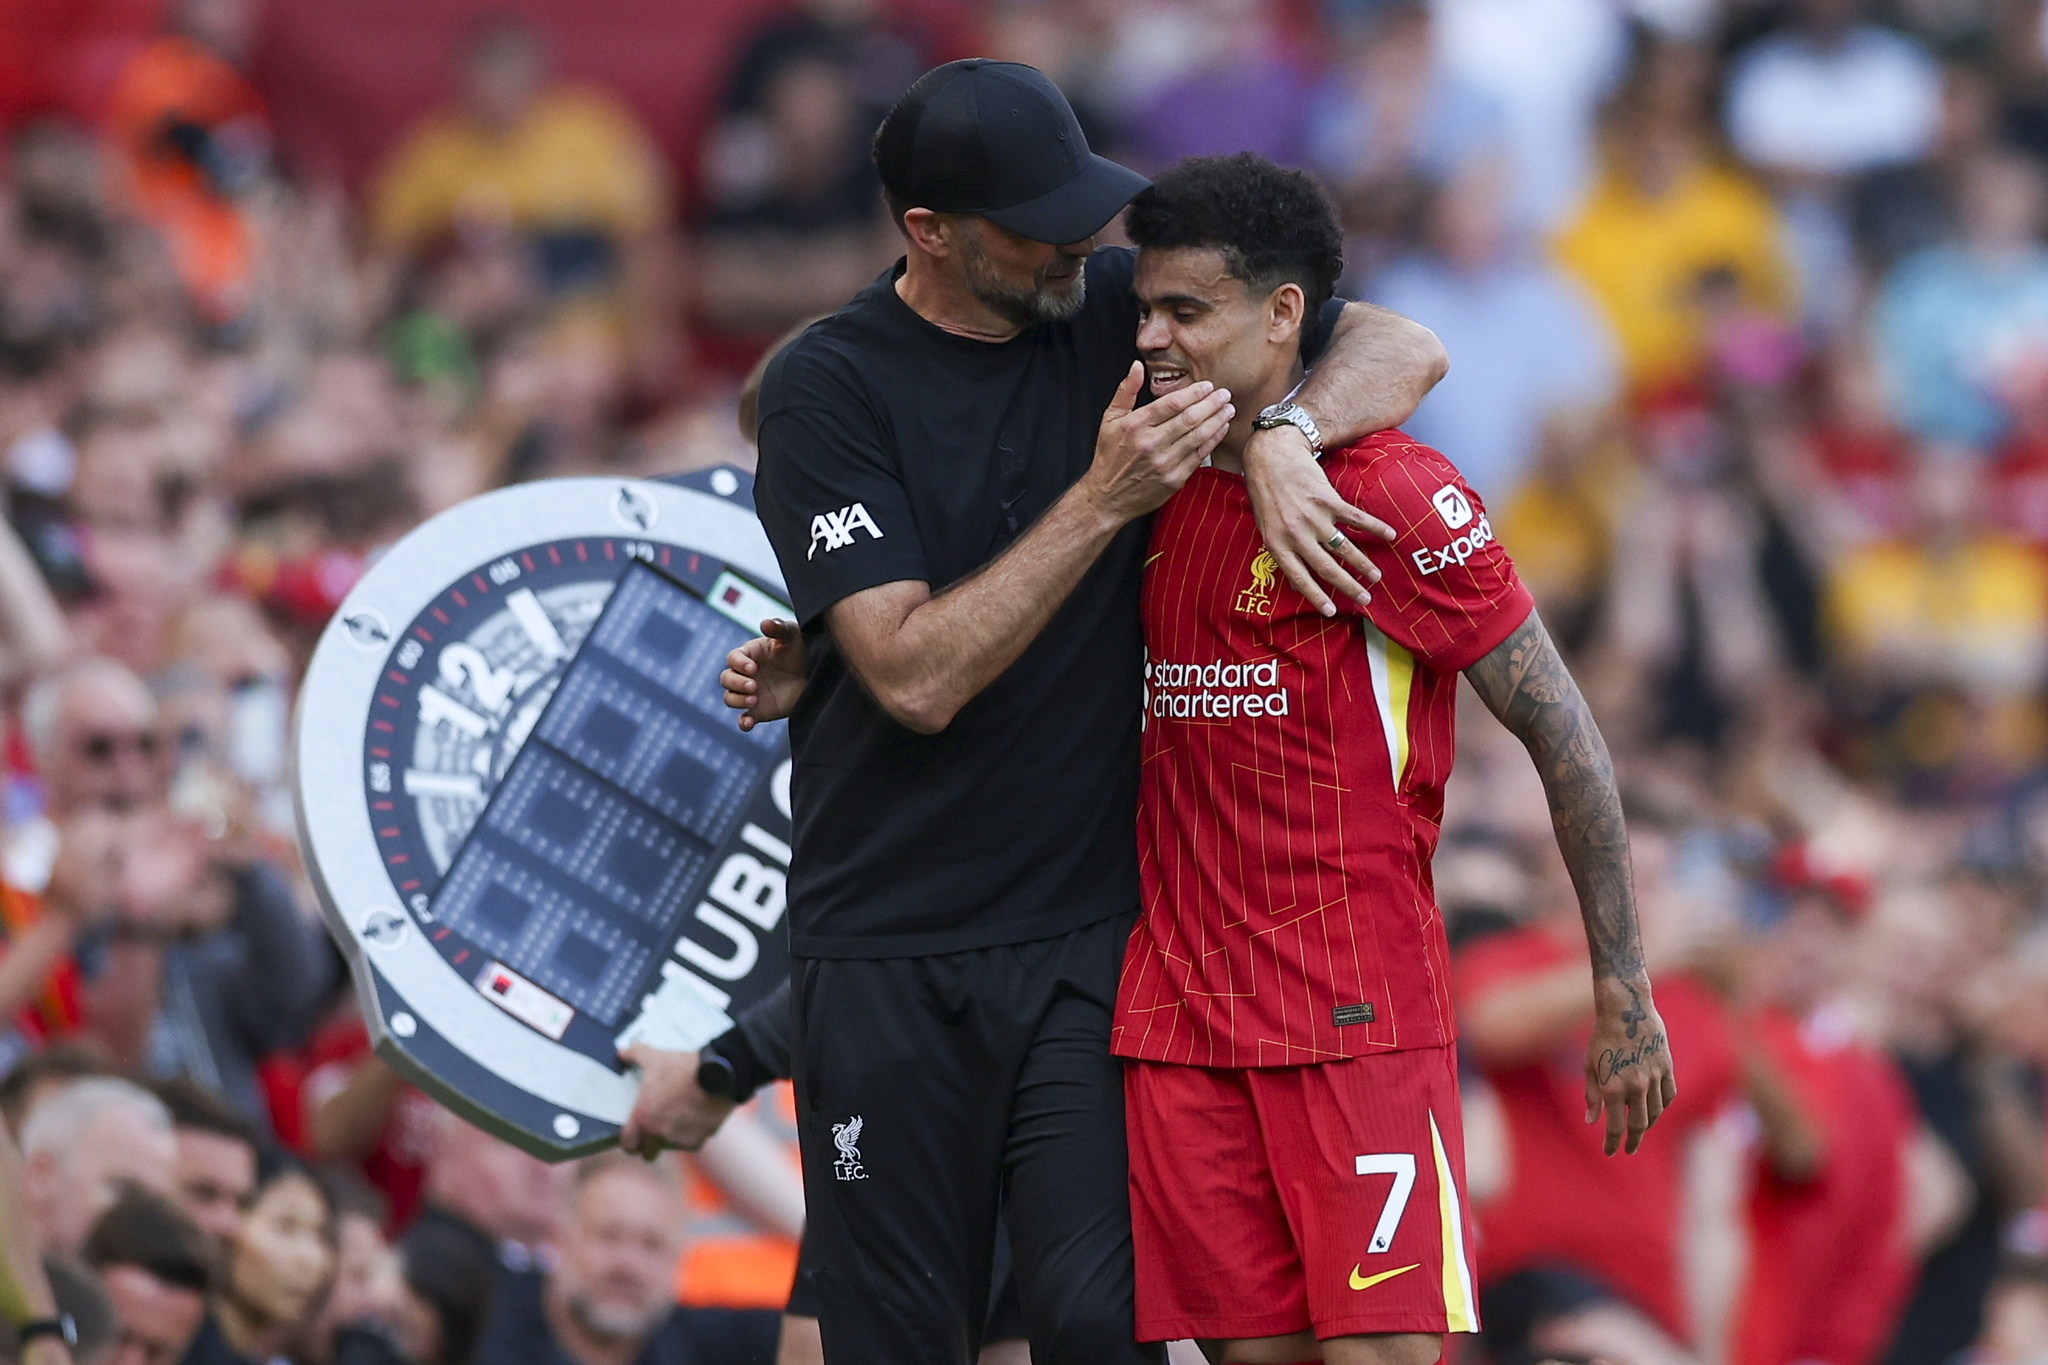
[1252, 401, 1324, 457]
[695, 1048, 740, 1101]
[16, 1316, 77, 1349]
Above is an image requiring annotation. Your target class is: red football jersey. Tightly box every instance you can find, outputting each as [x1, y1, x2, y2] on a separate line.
[1113, 432, 1533, 1068]
[1735, 1007, 1915, 1365]
[1453, 927, 1741, 1339]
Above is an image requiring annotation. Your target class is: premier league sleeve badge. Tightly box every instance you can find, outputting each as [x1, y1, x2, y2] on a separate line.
[295, 471, 791, 1158]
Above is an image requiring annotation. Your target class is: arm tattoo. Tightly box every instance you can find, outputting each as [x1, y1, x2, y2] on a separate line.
[1464, 610, 1647, 986]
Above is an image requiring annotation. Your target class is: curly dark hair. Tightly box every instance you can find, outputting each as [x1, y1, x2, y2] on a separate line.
[1125, 154, 1344, 314]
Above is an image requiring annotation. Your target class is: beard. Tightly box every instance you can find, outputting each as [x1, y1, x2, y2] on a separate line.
[961, 231, 1088, 327]
[566, 1291, 667, 1343]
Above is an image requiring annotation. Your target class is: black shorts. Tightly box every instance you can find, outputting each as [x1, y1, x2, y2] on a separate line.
[791, 912, 1159, 1365]
[786, 1217, 1027, 1341]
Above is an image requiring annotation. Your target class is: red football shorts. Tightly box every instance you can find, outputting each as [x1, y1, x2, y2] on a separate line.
[1124, 1044, 1479, 1342]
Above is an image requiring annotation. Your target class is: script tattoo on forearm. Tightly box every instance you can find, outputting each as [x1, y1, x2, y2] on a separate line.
[1466, 611, 1647, 987]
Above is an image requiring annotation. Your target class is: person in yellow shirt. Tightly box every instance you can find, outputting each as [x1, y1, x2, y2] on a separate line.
[1826, 456, 2048, 695]
[1555, 38, 1794, 397]
[371, 19, 670, 294]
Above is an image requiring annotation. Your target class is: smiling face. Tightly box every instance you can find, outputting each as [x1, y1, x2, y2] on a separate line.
[1134, 246, 1305, 457]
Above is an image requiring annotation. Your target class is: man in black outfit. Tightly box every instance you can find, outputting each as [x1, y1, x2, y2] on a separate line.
[621, 60, 1445, 1364]
[470, 1154, 778, 1365]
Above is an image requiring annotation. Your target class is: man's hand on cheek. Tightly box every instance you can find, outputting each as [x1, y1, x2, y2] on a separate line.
[1241, 425, 1393, 616]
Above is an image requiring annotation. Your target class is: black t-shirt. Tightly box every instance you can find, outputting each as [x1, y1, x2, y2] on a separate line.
[755, 248, 1337, 958]
[469, 1269, 778, 1365]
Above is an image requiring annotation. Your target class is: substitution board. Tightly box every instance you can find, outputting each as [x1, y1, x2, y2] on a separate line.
[296, 472, 792, 1158]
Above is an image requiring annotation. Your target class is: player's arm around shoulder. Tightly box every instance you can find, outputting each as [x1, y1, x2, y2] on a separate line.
[819, 363, 1233, 734]
[1462, 608, 1678, 1157]
[1239, 305, 1448, 616]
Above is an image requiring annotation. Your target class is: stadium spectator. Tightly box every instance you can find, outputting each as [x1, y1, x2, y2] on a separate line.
[1725, 0, 1943, 180]
[297, 1015, 438, 1230]
[185, 1158, 335, 1365]
[1729, 859, 1919, 1365]
[694, 41, 897, 346]
[1821, 453, 2048, 698]
[0, 1046, 110, 1136]
[17, 661, 161, 840]
[17, 1078, 176, 1259]
[370, 18, 670, 298]
[150, 1079, 256, 1252]
[1869, 877, 2048, 1365]
[1850, 61, 2002, 276]
[714, 0, 922, 137]
[101, 0, 270, 327]
[1119, 0, 1315, 172]
[107, 810, 330, 1128]
[16, 657, 332, 1126]
[1873, 149, 2048, 451]
[1428, 0, 1628, 229]
[298, 1176, 409, 1365]
[469, 1153, 778, 1365]
[0, 829, 114, 1071]
[1555, 35, 1792, 395]
[411, 1113, 560, 1271]
[1369, 153, 1617, 501]
[1308, 0, 1507, 263]
[1, 1116, 76, 1365]
[389, 1212, 497, 1365]
[1455, 821, 1742, 1352]
[80, 1187, 213, 1365]
[1719, 0, 1944, 335]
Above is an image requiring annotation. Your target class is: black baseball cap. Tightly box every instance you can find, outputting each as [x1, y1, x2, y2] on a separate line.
[873, 59, 1150, 245]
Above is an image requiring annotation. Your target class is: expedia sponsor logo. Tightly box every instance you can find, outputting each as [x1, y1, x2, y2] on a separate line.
[1412, 513, 1495, 577]
[1146, 658, 1289, 720]
[1432, 483, 1475, 530]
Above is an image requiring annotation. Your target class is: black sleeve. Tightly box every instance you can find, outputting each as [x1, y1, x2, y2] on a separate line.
[708, 979, 791, 1100]
[1301, 295, 1346, 367]
[753, 352, 930, 626]
[221, 862, 339, 1051]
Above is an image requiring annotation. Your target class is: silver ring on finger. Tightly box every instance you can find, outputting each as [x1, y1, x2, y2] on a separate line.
[1324, 530, 1347, 551]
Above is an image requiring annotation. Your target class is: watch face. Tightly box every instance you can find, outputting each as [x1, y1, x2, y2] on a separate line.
[299, 473, 793, 1158]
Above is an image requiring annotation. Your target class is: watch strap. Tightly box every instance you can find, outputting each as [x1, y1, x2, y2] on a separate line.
[1253, 401, 1324, 456]
[16, 1315, 77, 1348]
[695, 1049, 741, 1101]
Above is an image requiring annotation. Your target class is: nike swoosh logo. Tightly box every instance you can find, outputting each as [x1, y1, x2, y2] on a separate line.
[1350, 1263, 1421, 1292]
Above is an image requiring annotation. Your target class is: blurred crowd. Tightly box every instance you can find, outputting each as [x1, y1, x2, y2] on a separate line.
[2, 0, 2048, 1364]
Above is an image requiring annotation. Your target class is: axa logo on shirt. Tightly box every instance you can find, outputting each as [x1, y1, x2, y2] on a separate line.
[1412, 513, 1495, 577]
[808, 502, 884, 560]
[1431, 483, 1474, 530]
